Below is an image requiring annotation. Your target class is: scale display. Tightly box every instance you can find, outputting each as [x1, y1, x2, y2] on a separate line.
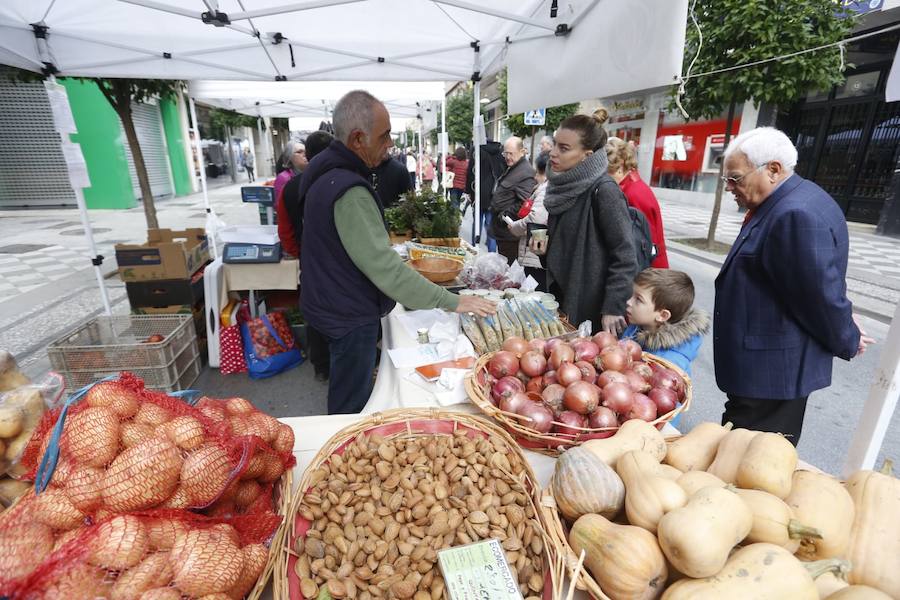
[241, 186, 275, 205]
[223, 242, 282, 264]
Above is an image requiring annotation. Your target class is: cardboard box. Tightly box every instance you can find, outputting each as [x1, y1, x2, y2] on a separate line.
[126, 275, 204, 310]
[116, 228, 210, 282]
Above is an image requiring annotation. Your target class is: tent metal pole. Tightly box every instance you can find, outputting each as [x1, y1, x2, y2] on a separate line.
[441, 94, 448, 199]
[188, 95, 211, 213]
[843, 304, 900, 476]
[229, 0, 366, 20]
[472, 44, 481, 245]
[117, 0, 199, 18]
[432, 0, 555, 30]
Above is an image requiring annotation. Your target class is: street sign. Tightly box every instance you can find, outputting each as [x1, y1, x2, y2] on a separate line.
[523, 108, 546, 126]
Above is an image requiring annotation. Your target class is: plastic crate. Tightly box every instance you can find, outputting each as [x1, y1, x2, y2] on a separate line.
[48, 315, 201, 393]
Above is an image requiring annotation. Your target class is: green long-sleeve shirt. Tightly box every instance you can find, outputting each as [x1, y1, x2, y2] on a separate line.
[334, 187, 459, 312]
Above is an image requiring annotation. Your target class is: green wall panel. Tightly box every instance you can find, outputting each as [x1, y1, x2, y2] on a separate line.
[160, 96, 192, 196]
[61, 79, 135, 209]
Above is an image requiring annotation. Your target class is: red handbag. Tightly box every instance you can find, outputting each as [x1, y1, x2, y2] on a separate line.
[219, 324, 248, 375]
[517, 198, 534, 218]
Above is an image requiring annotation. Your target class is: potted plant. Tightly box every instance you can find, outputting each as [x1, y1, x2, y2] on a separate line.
[410, 188, 462, 247]
[385, 205, 414, 244]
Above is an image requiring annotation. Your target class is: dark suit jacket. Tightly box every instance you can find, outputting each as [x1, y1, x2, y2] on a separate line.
[713, 174, 860, 400]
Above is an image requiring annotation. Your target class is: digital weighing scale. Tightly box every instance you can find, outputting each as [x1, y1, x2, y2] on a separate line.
[222, 242, 282, 264]
[241, 185, 276, 225]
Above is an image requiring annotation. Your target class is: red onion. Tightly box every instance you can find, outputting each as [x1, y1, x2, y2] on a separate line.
[528, 338, 548, 355]
[623, 369, 651, 393]
[542, 370, 558, 387]
[627, 393, 658, 421]
[477, 369, 496, 388]
[548, 344, 575, 370]
[574, 360, 597, 384]
[571, 340, 600, 363]
[602, 382, 634, 415]
[502, 336, 529, 356]
[488, 351, 519, 379]
[619, 339, 643, 362]
[526, 391, 543, 403]
[591, 331, 618, 350]
[650, 369, 680, 395]
[519, 402, 554, 434]
[556, 362, 582, 387]
[526, 376, 544, 395]
[673, 373, 686, 401]
[597, 370, 628, 388]
[541, 384, 566, 415]
[563, 381, 600, 414]
[554, 411, 587, 437]
[544, 337, 564, 357]
[519, 350, 548, 377]
[588, 406, 619, 430]
[491, 376, 524, 404]
[649, 387, 678, 415]
[499, 392, 530, 415]
[632, 361, 653, 381]
[596, 346, 629, 373]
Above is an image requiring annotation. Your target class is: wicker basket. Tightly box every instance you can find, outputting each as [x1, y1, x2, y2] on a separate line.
[465, 352, 693, 456]
[275, 408, 555, 600]
[244, 466, 294, 600]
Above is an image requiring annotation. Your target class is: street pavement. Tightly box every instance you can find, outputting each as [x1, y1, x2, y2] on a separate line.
[0, 182, 898, 475]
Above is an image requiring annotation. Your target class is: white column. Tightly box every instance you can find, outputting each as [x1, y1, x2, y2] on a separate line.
[176, 89, 198, 193]
[256, 117, 266, 178]
[441, 94, 448, 196]
[843, 305, 900, 477]
[637, 93, 661, 182]
[264, 116, 276, 178]
[417, 124, 423, 192]
[187, 95, 210, 212]
[472, 44, 482, 242]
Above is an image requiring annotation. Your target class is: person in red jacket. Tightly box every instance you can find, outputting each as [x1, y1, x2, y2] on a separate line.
[444, 146, 469, 209]
[607, 137, 669, 268]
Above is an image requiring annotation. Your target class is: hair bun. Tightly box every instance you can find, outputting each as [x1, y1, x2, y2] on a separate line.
[592, 107, 609, 126]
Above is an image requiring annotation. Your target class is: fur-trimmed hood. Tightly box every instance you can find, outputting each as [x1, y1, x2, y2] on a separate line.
[633, 308, 710, 351]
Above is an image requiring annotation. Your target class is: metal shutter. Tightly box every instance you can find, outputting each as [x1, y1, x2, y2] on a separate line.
[123, 101, 174, 199]
[0, 70, 76, 207]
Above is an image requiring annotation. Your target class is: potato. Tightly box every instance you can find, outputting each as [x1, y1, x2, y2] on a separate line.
[0, 476, 30, 506]
[0, 350, 29, 392]
[5, 430, 32, 462]
[0, 405, 24, 438]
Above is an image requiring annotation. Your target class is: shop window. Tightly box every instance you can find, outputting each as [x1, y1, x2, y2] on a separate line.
[662, 135, 687, 160]
[835, 72, 879, 99]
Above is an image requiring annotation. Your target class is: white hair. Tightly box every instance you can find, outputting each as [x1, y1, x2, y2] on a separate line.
[333, 90, 379, 145]
[724, 127, 797, 171]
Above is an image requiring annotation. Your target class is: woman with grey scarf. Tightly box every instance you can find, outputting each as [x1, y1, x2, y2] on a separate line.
[530, 109, 638, 334]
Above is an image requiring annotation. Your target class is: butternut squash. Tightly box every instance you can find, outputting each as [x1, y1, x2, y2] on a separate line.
[664, 421, 732, 472]
[582, 418, 666, 466]
[617, 450, 688, 534]
[661, 543, 849, 600]
[825, 586, 894, 600]
[735, 432, 797, 498]
[786, 470, 855, 560]
[845, 461, 900, 597]
[655, 464, 683, 481]
[735, 488, 822, 552]
[657, 486, 752, 578]
[569, 513, 668, 600]
[676, 471, 726, 497]
[707, 427, 759, 483]
[551, 445, 625, 521]
[817, 570, 850, 599]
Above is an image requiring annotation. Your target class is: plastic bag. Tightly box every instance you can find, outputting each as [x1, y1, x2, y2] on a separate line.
[0, 371, 64, 478]
[460, 252, 519, 289]
[241, 312, 303, 380]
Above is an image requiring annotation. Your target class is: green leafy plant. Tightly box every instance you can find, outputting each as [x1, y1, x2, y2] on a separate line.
[498, 68, 579, 140]
[384, 205, 413, 234]
[673, 0, 856, 248]
[406, 188, 461, 238]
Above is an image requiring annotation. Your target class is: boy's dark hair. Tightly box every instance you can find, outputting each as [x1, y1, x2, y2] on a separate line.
[453, 146, 467, 160]
[634, 268, 695, 323]
[535, 151, 549, 175]
[305, 130, 334, 160]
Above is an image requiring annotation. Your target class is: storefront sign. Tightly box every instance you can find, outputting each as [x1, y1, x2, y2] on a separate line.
[613, 98, 645, 113]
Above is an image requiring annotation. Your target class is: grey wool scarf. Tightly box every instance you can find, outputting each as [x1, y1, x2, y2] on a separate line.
[543, 149, 609, 215]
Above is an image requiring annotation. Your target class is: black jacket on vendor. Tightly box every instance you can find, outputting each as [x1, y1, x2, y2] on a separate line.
[299, 141, 395, 339]
[490, 156, 536, 242]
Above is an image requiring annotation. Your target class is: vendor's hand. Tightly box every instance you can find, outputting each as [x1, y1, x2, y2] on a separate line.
[456, 296, 497, 317]
[528, 237, 548, 256]
[601, 314, 627, 336]
[853, 313, 876, 356]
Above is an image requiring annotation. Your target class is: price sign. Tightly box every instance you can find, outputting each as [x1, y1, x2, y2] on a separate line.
[438, 539, 524, 600]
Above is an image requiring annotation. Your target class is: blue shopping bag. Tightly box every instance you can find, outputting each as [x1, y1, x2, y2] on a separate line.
[241, 312, 303, 379]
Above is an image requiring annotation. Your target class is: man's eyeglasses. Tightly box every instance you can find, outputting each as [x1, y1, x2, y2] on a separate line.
[721, 164, 765, 186]
[501, 151, 516, 157]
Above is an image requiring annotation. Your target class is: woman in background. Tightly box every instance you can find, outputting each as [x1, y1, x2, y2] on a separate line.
[274, 140, 307, 202]
[507, 151, 548, 290]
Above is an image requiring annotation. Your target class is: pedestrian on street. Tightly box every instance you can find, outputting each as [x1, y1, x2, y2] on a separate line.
[607, 137, 669, 268]
[371, 152, 413, 209]
[274, 140, 307, 203]
[491, 137, 536, 264]
[242, 148, 255, 182]
[444, 147, 469, 209]
[539, 135, 553, 155]
[529, 108, 637, 334]
[714, 127, 874, 445]
[507, 151, 548, 290]
[299, 90, 496, 415]
[406, 149, 417, 189]
[465, 140, 506, 252]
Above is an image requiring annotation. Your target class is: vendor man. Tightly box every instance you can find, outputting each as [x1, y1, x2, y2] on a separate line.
[299, 90, 496, 415]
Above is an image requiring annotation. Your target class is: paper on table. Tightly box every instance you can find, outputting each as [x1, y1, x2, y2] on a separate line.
[387, 343, 450, 369]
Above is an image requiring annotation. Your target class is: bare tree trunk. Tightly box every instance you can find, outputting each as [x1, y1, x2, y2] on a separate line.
[225, 125, 237, 184]
[118, 102, 159, 230]
[706, 97, 738, 249]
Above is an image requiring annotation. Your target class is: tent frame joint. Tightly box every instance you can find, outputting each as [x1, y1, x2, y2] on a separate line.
[471, 71, 481, 82]
[30, 22, 58, 75]
[377, 56, 385, 63]
[555, 23, 571, 36]
[201, 10, 231, 27]
[272, 32, 284, 44]
[275, 75, 287, 81]
[162, 52, 172, 59]
[91, 255, 104, 267]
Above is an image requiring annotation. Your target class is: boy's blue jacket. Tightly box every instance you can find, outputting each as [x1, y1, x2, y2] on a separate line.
[621, 308, 710, 377]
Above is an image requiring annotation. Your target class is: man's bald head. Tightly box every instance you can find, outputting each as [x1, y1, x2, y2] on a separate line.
[503, 136, 526, 166]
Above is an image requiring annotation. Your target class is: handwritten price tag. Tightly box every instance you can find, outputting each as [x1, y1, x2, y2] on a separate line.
[438, 539, 524, 600]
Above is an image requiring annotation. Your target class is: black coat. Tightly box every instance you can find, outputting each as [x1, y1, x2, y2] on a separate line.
[371, 157, 412, 209]
[490, 157, 536, 241]
[466, 142, 506, 218]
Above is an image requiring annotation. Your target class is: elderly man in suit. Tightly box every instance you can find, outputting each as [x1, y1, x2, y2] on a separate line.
[713, 127, 874, 445]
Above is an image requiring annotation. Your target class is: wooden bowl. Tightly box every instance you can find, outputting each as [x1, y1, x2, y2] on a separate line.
[409, 256, 463, 283]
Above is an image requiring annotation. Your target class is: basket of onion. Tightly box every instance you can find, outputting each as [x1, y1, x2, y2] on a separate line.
[464, 332, 691, 455]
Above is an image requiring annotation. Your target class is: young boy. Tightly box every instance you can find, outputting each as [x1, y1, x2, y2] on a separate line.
[621, 268, 709, 377]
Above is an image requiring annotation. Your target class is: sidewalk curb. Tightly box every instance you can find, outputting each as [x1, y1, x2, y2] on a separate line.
[668, 241, 895, 325]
